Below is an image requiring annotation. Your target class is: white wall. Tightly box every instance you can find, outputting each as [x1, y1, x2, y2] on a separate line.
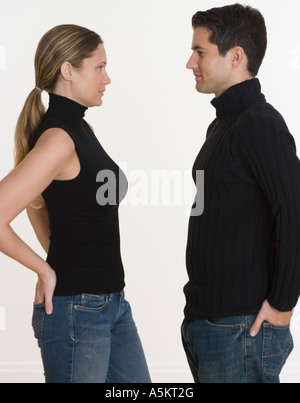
[0, 0, 299, 383]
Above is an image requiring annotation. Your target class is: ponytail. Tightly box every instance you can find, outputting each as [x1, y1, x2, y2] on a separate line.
[14, 88, 45, 167]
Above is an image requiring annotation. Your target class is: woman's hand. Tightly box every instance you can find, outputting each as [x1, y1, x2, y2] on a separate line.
[250, 300, 293, 337]
[35, 264, 57, 315]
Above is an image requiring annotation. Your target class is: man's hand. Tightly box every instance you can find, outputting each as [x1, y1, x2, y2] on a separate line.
[250, 300, 293, 337]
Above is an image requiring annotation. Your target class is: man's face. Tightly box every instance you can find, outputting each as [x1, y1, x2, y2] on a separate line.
[186, 27, 234, 98]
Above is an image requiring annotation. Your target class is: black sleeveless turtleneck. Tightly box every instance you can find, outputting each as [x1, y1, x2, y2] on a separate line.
[185, 79, 300, 320]
[32, 93, 128, 296]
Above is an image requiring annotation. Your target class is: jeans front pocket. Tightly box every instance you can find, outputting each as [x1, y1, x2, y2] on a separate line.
[204, 316, 246, 330]
[32, 303, 45, 347]
[73, 293, 109, 312]
[262, 323, 294, 377]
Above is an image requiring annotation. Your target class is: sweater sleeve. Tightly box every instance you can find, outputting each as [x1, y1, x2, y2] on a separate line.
[234, 103, 300, 311]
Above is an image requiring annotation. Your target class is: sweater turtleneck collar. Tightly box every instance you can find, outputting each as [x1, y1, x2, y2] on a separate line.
[47, 93, 88, 126]
[211, 78, 266, 120]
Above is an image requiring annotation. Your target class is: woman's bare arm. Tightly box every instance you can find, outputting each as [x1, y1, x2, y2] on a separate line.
[27, 198, 50, 254]
[0, 128, 75, 313]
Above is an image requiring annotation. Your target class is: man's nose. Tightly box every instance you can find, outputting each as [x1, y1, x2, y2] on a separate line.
[186, 54, 197, 70]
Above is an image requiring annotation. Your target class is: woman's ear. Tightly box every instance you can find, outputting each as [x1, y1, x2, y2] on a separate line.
[60, 62, 73, 81]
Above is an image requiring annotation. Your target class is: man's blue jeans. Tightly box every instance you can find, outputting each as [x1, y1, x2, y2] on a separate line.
[181, 315, 293, 383]
[32, 292, 151, 383]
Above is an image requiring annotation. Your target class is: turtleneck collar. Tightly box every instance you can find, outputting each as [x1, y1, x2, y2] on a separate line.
[211, 78, 265, 120]
[47, 93, 88, 126]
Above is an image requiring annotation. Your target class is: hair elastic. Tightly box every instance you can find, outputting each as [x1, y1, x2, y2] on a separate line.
[35, 86, 43, 93]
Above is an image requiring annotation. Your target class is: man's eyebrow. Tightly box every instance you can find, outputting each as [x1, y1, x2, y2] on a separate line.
[192, 45, 205, 51]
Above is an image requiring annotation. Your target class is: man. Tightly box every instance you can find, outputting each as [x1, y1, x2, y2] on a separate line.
[182, 4, 300, 383]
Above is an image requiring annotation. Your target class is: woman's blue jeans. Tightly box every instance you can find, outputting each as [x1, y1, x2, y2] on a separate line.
[32, 292, 151, 383]
[181, 315, 293, 383]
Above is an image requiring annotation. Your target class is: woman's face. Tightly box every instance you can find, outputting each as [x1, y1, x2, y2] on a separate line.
[69, 43, 111, 107]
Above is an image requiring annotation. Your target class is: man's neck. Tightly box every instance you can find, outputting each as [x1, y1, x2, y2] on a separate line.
[215, 74, 255, 98]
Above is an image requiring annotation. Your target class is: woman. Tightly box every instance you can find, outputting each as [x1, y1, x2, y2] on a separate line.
[0, 24, 151, 383]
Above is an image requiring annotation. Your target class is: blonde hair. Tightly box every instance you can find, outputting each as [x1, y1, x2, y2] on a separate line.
[14, 24, 103, 167]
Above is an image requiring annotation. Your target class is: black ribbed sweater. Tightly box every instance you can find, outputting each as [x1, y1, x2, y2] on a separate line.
[184, 79, 300, 321]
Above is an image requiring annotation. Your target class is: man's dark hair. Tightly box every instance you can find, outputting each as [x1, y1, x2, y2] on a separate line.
[192, 3, 267, 76]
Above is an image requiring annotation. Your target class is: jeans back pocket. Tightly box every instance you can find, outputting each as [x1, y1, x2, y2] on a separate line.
[32, 303, 45, 347]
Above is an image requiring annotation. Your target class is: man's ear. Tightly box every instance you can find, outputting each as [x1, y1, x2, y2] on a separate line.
[230, 46, 246, 68]
[60, 61, 73, 81]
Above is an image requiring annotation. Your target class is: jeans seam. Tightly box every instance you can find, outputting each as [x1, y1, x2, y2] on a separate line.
[112, 292, 125, 326]
[244, 316, 252, 383]
[68, 297, 75, 383]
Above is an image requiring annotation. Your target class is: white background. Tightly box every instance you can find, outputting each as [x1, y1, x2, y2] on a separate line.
[0, 0, 300, 383]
